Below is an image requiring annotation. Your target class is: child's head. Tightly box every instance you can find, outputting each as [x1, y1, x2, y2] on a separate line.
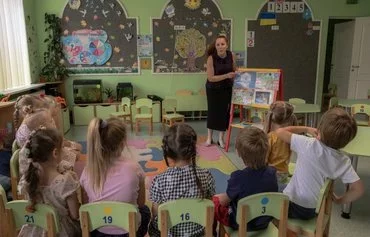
[236, 127, 268, 169]
[317, 107, 357, 149]
[86, 117, 127, 194]
[24, 110, 56, 131]
[264, 101, 297, 133]
[13, 95, 47, 130]
[24, 128, 63, 211]
[162, 123, 205, 197]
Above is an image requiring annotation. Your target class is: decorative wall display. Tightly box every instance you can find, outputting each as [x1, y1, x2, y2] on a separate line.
[246, 0, 321, 102]
[138, 34, 153, 57]
[152, 0, 232, 73]
[25, 15, 39, 82]
[140, 58, 152, 70]
[61, 0, 138, 74]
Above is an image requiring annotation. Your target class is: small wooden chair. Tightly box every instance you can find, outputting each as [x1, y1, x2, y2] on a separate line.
[110, 97, 133, 131]
[158, 198, 214, 237]
[10, 149, 22, 200]
[351, 104, 370, 126]
[134, 98, 153, 135]
[219, 193, 289, 237]
[80, 201, 138, 237]
[12, 140, 19, 154]
[6, 200, 60, 237]
[162, 98, 185, 128]
[288, 98, 306, 104]
[287, 180, 334, 237]
[0, 184, 8, 237]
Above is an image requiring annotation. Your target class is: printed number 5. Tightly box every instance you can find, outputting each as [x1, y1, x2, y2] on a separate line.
[103, 216, 113, 224]
[180, 213, 190, 221]
[262, 206, 266, 214]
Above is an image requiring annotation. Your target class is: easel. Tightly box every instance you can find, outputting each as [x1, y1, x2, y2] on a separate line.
[225, 68, 283, 152]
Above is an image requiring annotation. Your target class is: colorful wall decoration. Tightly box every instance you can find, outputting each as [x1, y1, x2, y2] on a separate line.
[152, 0, 232, 73]
[246, 0, 321, 102]
[61, 0, 138, 74]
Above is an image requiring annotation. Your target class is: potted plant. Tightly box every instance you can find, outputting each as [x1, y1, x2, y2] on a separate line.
[40, 13, 69, 82]
[103, 88, 115, 103]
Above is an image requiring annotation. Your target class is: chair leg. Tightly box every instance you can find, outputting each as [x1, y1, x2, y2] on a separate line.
[150, 119, 153, 136]
[135, 121, 139, 135]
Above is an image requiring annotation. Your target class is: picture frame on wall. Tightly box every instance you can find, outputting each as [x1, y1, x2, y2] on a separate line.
[253, 89, 274, 106]
[140, 58, 152, 70]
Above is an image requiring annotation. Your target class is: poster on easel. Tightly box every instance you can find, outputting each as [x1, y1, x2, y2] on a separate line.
[231, 68, 281, 106]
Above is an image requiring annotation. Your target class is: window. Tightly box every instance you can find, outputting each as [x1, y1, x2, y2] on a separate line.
[0, 0, 31, 92]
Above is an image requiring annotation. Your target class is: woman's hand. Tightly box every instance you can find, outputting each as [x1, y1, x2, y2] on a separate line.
[226, 72, 236, 79]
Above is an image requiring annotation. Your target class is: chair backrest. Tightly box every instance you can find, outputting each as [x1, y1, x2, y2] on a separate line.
[314, 180, 334, 236]
[351, 104, 370, 126]
[315, 179, 333, 213]
[158, 198, 214, 237]
[79, 201, 138, 237]
[12, 140, 19, 154]
[162, 98, 178, 114]
[135, 98, 153, 111]
[121, 97, 131, 113]
[0, 184, 7, 236]
[328, 83, 337, 96]
[6, 200, 60, 236]
[288, 98, 306, 104]
[328, 97, 339, 109]
[236, 193, 289, 237]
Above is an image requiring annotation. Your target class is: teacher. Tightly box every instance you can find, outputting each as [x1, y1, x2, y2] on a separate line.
[205, 35, 236, 149]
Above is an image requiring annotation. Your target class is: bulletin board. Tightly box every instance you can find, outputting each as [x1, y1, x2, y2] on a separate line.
[246, 0, 321, 103]
[61, 0, 138, 74]
[152, 0, 232, 73]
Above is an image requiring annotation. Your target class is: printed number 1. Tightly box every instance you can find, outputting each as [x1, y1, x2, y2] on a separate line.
[103, 216, 113, 224]
[262, 206, 266, 214]
[180, 213, 190, 221]
[25, 215, 35, 223]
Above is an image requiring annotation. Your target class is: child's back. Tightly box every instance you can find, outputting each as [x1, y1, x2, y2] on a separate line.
[149, 124, 215, 237]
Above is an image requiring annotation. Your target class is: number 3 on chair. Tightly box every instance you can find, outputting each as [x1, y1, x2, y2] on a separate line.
[262, 206, 266, 214]
[180, 213, 190, 221]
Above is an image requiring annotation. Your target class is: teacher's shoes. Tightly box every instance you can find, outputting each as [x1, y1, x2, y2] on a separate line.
[217, 140, 225, 149]
[205, 139, 214, 147]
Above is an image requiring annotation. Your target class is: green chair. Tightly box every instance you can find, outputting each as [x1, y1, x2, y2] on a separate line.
[79, 201, 138, 237]
[10, 149, 22, 200]
[220, 193, 289, 237]
[134, 98, 153, 135]
[0, 184, 8, 236]
[351, 104, 370, 126]
[110, 97, 133, 131]
[287, 180, 333, 237]
[158, 198, 214, 237]
[288, 98, 306, 104]
[328, 97, 339, 109]
[6, 200, 60, 237]
[12, 140, 19, 154]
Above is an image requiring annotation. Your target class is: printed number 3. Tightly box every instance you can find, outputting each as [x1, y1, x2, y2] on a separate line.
[103, 216, 113, 224]
[262, 206, 266, 214]
[25, 215, 34, 223]
[180, 213, 190, 221]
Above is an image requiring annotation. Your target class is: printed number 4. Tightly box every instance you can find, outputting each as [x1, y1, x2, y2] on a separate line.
[103, 216, 113, 224]
[25, 215, 35, 223]
[180, 213, 190, 221]
[262, 206, 266, 214]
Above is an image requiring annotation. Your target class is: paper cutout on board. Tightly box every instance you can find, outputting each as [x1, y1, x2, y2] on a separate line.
[184, 0, 201, 10]
[62, 29, 112, 65]
[69, 0, 81, 10]
[260, 12, 277, 26]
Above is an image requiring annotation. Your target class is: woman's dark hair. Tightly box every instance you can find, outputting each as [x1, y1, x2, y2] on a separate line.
[162, 123, 204, 198]
[207, 35, 229, 56]
[25, 128, 63, 212]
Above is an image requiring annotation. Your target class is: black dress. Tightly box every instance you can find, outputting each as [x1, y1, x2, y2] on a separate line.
[206, 50, 234, 131]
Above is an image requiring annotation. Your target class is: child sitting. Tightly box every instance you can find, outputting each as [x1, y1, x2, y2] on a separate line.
[80, 118, 150, 237]
[213, 127, 278, 231]
[0, 133, 14, 197]
[275, 107, 364, 220]
[264, 101, 297, 191]
[149, 123, 216, 237]
[18, 128, 81, 237]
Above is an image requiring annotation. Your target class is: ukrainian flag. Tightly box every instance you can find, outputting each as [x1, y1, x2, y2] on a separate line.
[260, 12, 277, 26]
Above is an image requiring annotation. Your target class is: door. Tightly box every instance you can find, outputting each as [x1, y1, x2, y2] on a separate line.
[330, 21, 355, 98]
[348, 17, 370, 99]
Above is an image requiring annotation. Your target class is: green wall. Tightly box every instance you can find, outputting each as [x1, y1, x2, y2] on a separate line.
[27, 0, 370, 106]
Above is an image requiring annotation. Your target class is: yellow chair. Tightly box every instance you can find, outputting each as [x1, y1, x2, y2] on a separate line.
[134, 98, 153, 135]
[219, 193, 289, 237]
[80, 201, 138, 237]
[6, 200, 60, 237]
[110, 97, 133, 131]
[351, 104, 370, 126]
[158, 198, 214, 237]
[1, 184, 8, 237]
[287, 180, 334, 237]
[288, 98, 306, 104]
[10, 149, 22, 200]
[162, 98, 185, 128]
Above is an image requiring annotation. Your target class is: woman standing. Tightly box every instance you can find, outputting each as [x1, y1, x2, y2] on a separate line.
[205, 35, 236, 148]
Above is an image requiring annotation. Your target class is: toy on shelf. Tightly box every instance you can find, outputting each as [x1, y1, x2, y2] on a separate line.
[225, 68, 283, 152]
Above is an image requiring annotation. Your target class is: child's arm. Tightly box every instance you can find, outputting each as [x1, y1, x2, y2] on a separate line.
[137, 177, 146, 208]
[332, 179, 364, 204]
[214, 193, 231, 206]
[275, 126, 318, 144]
[66, 192, 81, 221]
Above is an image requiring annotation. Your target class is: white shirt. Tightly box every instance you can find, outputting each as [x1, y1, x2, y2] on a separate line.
[283, 134, 360, 208]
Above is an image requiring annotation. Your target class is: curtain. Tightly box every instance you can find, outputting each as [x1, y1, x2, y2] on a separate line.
[0, 0, 31, 91]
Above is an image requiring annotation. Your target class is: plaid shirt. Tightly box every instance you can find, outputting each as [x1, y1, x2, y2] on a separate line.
[149, 165, 215, 237]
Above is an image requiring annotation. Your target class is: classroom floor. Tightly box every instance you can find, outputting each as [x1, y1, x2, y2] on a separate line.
[65, 120, 370, 237]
